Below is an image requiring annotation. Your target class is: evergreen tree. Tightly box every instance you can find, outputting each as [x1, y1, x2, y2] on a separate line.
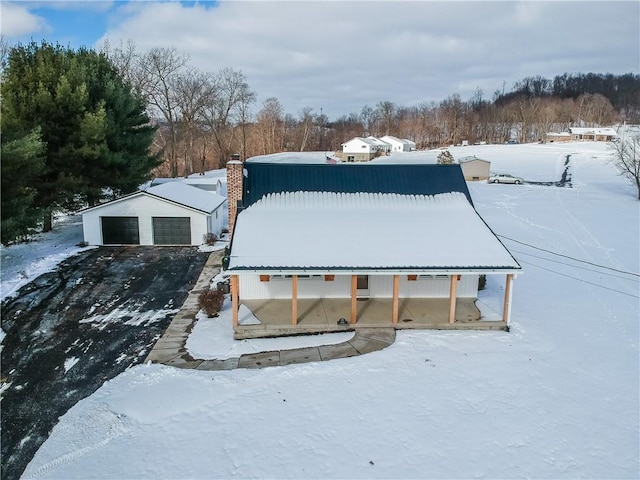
[0, 129, 46, 243]
[1, 41, 159, 233]
[437, 150, 455, 164]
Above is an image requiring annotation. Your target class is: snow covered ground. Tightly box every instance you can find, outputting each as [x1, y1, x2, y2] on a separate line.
[10, 142, 640, 479]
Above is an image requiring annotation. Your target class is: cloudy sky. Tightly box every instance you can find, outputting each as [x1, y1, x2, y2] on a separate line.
[2, 1, 639, 119]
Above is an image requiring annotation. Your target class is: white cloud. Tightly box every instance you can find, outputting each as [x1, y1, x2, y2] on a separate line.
[0, 2, 50, 37]
[96, 0, 639, 118]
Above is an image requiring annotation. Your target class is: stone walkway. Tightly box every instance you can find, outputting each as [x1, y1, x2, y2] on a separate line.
[145, 251, 396, 370]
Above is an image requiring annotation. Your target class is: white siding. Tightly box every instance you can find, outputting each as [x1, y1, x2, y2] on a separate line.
[82, 194, 211, 246]
[208, 206, 225, 237]
[238, 274, 479, 299]
[342, 138, 375, 154]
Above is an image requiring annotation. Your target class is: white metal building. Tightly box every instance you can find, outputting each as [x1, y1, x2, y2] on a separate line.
[81, 182, 226, 246]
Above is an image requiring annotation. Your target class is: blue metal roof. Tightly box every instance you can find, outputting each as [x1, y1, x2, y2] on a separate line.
[242, 163, 473, 207]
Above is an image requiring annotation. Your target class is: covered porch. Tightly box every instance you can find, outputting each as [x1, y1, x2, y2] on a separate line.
[231, 273, 515, 339]
[234, 297, 507, 339]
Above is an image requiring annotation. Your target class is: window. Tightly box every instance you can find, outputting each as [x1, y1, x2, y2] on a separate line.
[418, 274, 448, 279]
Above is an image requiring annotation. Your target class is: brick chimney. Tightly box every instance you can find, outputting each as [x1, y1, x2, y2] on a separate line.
[227, 154, 243, 236]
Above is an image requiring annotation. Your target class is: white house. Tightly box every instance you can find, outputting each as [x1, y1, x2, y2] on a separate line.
[569, 127, 618, 142]
[81, 182, 226, 246]
[366, 136, 392, 154]
[341, 137, 381, 161]
[403, 138, 417, 150]
[150, 168, 227, 195]
[225, 161, 521, 338]
[379, 135, 413, 152]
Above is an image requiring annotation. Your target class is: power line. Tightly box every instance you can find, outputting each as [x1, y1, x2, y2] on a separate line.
[518, 260, 640, 299]
[510, 249, 640, 282]
[498, 234, 640, 277]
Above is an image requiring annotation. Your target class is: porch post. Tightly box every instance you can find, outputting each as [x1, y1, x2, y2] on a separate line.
[350, 275, 357, 324]
[231, 275, 239, 328]
[502, 273, 514, 324]
[292, 274, 298, 326]
[448, 274, 459, 324]
[392, 274, 399, 325]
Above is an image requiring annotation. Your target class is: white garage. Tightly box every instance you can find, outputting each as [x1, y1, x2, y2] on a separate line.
[81, 182, 226, 246]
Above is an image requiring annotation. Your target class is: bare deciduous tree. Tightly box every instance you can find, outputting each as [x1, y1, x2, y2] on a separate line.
[256, 97, 285, 155]
[173, 69, 214, 175]
[609, 134, 640, 199]
[138, 47, 189, 177]
[203, 68, 254, 166]
[100, 38, 138, 88]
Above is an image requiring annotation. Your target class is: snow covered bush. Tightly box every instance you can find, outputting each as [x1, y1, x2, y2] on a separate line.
[437, 150, 455, 164]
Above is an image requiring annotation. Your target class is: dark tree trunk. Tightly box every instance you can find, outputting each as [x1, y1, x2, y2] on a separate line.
[42, 212, 53, 233]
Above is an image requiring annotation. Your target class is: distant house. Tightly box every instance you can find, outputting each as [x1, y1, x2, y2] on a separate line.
[458, 156, 491, 181]
[150, 168, 227, 195]
[225, 161, 521, 338]
[545, 132, 572, 143]
[366, 136, 392, 154]
[340, 137, 381, 162]
[569, 127, 618, 142]
[81, 182, 226, 246]
[403, 138, 417, 150]
[379, 135, 416, 152]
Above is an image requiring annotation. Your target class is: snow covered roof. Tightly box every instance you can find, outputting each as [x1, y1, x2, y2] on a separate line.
[146, 182, 226, 213]
[228, 191, 520, 272]
[366, 136, 392, 147]
[380, 135, 410, 145]
[569, 127, 617, 136]
[341, 137, 380, 148]
[242, 162, 473, 207]
[458, 156, 490, 164]
[247, 152, 334, 164]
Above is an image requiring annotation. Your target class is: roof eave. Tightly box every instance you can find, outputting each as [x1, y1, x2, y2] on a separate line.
[226, 266, 522, 275]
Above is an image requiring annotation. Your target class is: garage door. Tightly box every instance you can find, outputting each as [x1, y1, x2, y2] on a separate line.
[101, 217, 140, 245]
[152, 217, 191, 245]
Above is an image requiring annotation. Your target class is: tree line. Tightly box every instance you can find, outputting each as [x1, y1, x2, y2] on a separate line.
[2, 38, 639, 242]
[100, 41, 640, 177]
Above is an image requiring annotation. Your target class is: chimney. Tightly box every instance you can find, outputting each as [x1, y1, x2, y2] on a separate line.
[227, 154, 243, 236]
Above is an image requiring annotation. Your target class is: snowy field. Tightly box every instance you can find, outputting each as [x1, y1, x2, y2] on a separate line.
[8, 142, 639, 479]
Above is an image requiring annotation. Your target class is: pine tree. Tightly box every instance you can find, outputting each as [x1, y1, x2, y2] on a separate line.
[1, 41, 159, 233]
[437, 150, 455, 164]
[0, 129, 46, 243]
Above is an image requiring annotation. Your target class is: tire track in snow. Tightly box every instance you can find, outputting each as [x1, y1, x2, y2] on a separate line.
[22, 404, 133, 479]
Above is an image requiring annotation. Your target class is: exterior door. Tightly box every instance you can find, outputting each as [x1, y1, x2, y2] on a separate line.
[356, 275, 369, 297]
[152, 217, 191, 245]
[101, 217, 140, 245]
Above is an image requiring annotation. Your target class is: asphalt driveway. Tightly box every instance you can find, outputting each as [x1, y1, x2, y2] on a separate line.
[1, 246, 210, 480]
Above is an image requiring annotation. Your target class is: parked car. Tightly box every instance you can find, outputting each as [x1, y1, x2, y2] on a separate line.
[488, 173, 524, 184]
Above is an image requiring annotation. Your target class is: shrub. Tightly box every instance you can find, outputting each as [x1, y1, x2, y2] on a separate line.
[203, 233, 218, 246]
[437, 150, 455, 164]
[198, 288, 225, 317]
[478, 274, 487, 291]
